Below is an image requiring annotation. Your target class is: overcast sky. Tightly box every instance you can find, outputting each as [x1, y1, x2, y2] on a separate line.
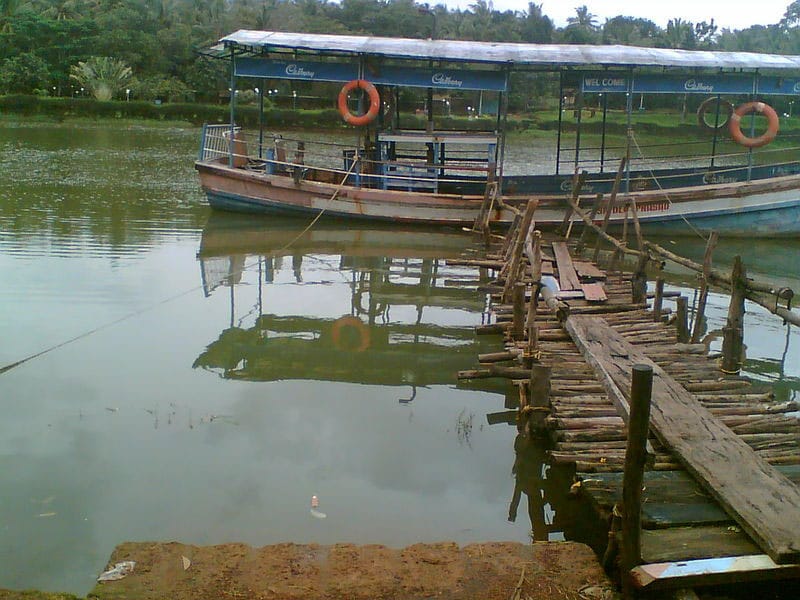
[442, 0, 792, 32]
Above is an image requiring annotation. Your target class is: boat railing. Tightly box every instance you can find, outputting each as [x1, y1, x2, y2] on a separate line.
[559, 140, 800, 188]
[199, 124, 244, 162]
[199, 126, 495, 193]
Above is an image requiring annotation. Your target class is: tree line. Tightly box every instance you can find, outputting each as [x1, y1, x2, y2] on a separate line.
[3, 0, 800, 106]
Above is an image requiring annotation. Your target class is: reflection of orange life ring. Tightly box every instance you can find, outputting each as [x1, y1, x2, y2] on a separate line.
[331, 315, 370, 352]
[697, 97, 733, 132]
[728, 101, 779, 148]
[337, 80, 380, 126]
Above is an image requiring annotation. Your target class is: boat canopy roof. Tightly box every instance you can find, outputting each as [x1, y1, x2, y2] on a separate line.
[218, 30, 800, 72]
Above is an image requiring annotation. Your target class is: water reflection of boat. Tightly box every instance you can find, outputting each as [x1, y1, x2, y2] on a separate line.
[194, 214, 489, 387]
[198, 213, 476, 262]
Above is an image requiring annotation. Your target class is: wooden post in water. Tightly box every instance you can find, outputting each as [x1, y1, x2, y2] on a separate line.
[653, 277, 665, 322]
[526, 231, 543, 355]
[631, 254, 649, 304]
[512, 282, 526, 341]
[690, 231, 719, 344]
[621, 364, 653, 598]
[721, 256, 747, 373]
[528, 364, 551, 434]
[676, 296, 690, 343]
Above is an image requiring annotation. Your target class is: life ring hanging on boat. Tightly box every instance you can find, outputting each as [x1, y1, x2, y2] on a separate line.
[331, 315, 371, 352]
[696, 97, 733, 133]
[337, 80, 381, 126]
[728, 101, 780, 148]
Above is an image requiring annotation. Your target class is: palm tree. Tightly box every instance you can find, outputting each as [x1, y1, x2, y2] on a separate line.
[0, 0, 21, 33]
[36, 0, 86, 20]
[70, 57, 133, 101]
[662, 18, 696, 49]
[567, 5, 598, 31]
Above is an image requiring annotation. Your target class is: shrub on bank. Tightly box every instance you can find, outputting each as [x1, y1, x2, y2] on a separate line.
[0, 95, 513, 131]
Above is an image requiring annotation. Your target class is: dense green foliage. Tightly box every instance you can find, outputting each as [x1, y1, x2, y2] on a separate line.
[2, 1, 800, 108]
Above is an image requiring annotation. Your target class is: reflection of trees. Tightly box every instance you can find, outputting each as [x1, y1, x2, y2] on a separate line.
[0, 125, 205, 249]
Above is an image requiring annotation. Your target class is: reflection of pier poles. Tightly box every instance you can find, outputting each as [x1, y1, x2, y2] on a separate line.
[508, 433, 549, 542]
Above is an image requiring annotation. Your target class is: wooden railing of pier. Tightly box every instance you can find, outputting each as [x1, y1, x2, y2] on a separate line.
[451, 208, 800, 594]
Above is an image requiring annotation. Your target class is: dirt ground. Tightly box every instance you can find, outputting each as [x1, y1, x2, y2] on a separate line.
[86, 540, 617, 600]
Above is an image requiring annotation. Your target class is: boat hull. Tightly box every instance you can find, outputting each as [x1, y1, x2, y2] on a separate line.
[196, 160, 800, 237]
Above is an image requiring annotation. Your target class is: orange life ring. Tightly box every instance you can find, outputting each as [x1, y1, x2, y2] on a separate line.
[337, 79, 380, 126]
[331, 315, 370, 352]
[728, 101, 779, 148]
[697, 97, 733, 133]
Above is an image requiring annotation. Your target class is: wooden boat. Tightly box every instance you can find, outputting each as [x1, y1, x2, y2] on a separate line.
[196, 31, 800, 237]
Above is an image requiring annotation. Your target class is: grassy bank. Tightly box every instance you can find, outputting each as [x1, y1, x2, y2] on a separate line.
[0, 94, 741, 135]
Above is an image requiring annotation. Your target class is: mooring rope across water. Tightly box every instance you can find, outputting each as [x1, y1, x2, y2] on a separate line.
[0, 150, 363, 377]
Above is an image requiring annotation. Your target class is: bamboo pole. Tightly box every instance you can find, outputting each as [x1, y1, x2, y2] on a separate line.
[593, 157, 627, 263]
[512, 282, 526, 341]
[676, 296, 690, 343]
[502, 199, 539, 302]
[577, 193, 603, 253]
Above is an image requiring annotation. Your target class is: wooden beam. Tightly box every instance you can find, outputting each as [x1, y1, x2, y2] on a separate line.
[566, 315, 800, 564]
[621, 364, 654, 597]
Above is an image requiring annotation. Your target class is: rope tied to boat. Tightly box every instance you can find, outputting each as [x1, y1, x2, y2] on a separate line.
[628, 131, 709, 242]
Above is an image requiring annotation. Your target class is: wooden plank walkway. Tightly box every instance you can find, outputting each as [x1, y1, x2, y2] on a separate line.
[454, 231, 800, 589]
[566, 315, 800, 564]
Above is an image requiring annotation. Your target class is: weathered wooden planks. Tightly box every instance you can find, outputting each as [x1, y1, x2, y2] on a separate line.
[552, 241, 581, 290]
[565, 315, 800, 564]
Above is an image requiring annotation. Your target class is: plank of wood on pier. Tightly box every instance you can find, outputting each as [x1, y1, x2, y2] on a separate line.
[572, 261, 607, 281]
[552, 241, 581, 290]
[565, 314, 800, 565]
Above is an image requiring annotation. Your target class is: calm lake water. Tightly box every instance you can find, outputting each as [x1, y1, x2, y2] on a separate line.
[0, 121, 798, 594]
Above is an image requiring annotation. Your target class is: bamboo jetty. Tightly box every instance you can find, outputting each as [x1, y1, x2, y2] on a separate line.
[452, 199, 800, 596]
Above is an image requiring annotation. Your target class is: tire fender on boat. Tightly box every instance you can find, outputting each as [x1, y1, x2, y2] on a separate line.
[331, 315, 371, 352]
[338, 80, 381, 126]
[729, 101, 780, 148]
[697, 97, 733, 132]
